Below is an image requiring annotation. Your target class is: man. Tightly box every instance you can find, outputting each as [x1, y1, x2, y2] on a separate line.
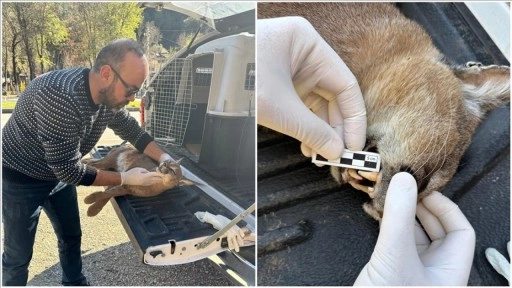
[2, 38, 174, 286]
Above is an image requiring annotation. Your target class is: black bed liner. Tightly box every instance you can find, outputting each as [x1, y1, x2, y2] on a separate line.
[257, 3, 509, 286]
[166, 146, 255, 211]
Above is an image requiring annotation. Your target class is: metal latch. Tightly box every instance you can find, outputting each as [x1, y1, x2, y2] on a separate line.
[197, 203, 256, 250]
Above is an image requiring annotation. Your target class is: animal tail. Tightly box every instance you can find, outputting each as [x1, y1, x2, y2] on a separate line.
[454, 63, 510, 118]
[84, 191, 112, 217]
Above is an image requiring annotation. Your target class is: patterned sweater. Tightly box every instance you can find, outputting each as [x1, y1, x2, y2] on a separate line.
[2, 67, 153, 186]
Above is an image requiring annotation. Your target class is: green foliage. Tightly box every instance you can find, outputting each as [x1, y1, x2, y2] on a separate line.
[65, 2, 143, 67]
[2, 2, 215, 80]
[2, 2, 144, 76]
[2, 100, 17, 110]
[33, 3, 68, 72]
[44, 5, 68, 44]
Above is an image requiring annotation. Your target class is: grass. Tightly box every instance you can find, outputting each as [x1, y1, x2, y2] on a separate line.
[2, 98, 141, 110]
[127, 98, 142, 109]
[2, 100, 17, 110]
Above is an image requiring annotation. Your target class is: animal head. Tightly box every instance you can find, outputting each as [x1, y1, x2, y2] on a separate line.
[158, 158, 195, 186]
[383, 62, 509, 190]
[331, 61, 510, 221]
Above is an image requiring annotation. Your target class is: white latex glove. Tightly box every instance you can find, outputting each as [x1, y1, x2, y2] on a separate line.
[159, 153, 173, 164]
[195, 211, 246, 252]
[485, 241, 510, 283]
[257, 17, 366, 160]
[355, 172, 476, 286]
[120, 167, 163, 186]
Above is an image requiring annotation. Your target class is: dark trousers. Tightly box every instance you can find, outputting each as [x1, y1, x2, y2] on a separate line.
[2, 177, 86, 286]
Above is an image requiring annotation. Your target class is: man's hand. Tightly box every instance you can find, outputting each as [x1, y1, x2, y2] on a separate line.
[120, 167, 162, 186]
[159, 153, 173, 164]
[355, 172, 476, 286]
[257, 17, 366, 160]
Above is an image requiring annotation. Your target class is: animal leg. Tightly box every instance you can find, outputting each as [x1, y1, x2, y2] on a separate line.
[87, 198, 111, 217]
[84, 191, 106, 204]
[85, 185, 128, 216]
[363, 201, 383, 222]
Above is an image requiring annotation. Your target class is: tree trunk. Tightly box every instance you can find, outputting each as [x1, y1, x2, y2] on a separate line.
[13, 3, 37, 80]
[11, 38, 18, 87]
[3, 46, 7, 82]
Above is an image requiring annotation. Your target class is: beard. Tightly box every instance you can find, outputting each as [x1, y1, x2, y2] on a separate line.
[98, 83, 129, 113]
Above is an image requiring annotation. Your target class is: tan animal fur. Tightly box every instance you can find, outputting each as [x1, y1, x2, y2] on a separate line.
[82, 145, 194, 216]
[258, 3, 510, 220]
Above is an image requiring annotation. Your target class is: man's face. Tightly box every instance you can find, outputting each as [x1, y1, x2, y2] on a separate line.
[98, 80, 127, 113]
[101, 53, 149, 112]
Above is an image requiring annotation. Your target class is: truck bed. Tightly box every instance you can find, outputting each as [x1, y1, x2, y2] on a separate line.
[92, 145, 255, 286]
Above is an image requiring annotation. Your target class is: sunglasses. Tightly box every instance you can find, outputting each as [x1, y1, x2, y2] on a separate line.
[109, 65, 141, 98]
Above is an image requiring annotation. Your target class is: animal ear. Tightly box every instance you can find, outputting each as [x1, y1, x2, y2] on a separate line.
[179, 179, 195, 186]
[452, 62, 510, 118]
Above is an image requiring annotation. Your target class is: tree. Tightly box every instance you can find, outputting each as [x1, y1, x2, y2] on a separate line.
[139, 20, 166, 69]
[2, 3, 23, 87]
[31, 2, 68, 74]
[141, 21, 163, 54]
[2, 2, 153, 81]
[4, 3, 70, 80]
[66, 2, 143, 67]
[11, 3, 39, 80]
[142, 8, 189, 52]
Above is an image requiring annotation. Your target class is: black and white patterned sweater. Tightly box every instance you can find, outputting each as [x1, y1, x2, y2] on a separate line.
[2, 67, 153, 186]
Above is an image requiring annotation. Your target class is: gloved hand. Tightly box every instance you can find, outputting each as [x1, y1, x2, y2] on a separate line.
[159, 153, 173, 164]
[485, 241, 510, 283]
[257, 17, 367, 160]
[120, 167, 163, 186]
[195, 211, 246, 252]
[355, 172, 476, 286]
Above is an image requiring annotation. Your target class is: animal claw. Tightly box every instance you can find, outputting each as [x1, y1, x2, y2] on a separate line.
[348, 170, 383, 198]
[349, 180, 372, 194]
[367, 187, 376, 198]
[357, 171, 379, 182]
[348, 169, 363, 180]
[358, 170, 383, 187]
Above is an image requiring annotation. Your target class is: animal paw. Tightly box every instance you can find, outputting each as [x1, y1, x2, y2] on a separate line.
[330, 141, 382, 198]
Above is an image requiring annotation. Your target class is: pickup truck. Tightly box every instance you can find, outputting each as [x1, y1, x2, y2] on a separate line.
[93, 2, 255, 286]
[257, 2, 509, 286]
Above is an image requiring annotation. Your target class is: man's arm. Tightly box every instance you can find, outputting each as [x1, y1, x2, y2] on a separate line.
[143, 141, 174, 163]
[91, 169, 122, 186]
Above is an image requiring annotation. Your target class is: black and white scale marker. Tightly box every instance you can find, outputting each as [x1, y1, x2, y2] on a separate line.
[312, 150, 381, 172]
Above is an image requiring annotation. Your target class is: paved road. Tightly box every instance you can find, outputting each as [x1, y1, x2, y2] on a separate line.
[1, 111, 232, 286]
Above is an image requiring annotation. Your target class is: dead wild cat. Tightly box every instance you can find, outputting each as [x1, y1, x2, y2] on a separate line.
[258, 3, 510, 221]
[82, 145, 194, 216]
